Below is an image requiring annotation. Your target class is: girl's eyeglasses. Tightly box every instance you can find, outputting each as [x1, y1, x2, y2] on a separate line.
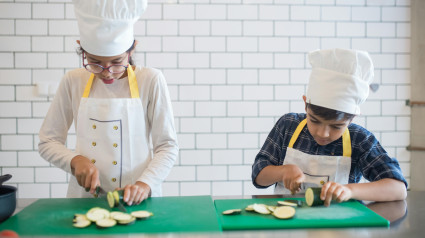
[82, 52, 129, 74]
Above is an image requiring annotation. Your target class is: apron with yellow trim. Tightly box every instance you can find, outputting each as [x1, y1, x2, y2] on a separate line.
[275, 119, 352, 194]
[67, 66, 155, 198]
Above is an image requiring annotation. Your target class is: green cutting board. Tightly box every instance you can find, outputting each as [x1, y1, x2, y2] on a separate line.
[0, 196, 221, 235]
[215, 198, 389, 230]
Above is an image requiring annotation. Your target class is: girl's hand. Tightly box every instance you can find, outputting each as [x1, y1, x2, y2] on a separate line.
[281, 164, 305, 194]
[321, 182, 353, 207]
[121, 181, 151, 206]
[70, 155, 100, 194]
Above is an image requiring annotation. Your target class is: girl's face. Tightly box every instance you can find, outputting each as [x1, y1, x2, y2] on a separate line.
[305, 108, 351, 146]
[84, 52, 129, 85]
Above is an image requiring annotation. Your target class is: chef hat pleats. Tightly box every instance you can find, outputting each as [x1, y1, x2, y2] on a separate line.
[73, 0, 147, 56]
[306, 48, 374, 115]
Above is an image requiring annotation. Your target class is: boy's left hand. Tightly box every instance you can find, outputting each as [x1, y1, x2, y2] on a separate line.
[320, 182, 352, 207]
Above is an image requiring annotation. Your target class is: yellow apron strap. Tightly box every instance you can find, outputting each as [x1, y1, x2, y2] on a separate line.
[288, 119, 307, 148]
[288, 118, 352, 157]
[342, 128, 352, 157]
[82, 73, 95, 98]
[127, 65, 139, 98]
[81, 66, 140, 99]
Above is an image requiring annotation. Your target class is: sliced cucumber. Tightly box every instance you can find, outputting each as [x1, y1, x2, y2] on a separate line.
[222, 209, 242, 215]
[245, 204, 254, 212]
[73, 219, 91, 228]
[305, 187, 324, 207]
[113, 190, 123, 207]
[131, 210, 153, 220]
[252, 204, 271, 215]
[273, 206, 296, 219]
[107, 191, 115, 208]
[267, 205, 277, 212]
[86, 207, 110, 222]
[112, 213, 133, 222]
[96, 218, 117, 228]
[117, 216, 136, 225]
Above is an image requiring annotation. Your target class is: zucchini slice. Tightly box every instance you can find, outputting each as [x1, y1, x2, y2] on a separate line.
[112, 213, 133, 222]
[117, 216, 136, 225]
[305, 187, 324, 207]
[267, 205, 277, 212]
[86, 207, 110, 222]
[107, 191, 115, 208]
[73, 219, 91, 228]
[273, 206, 296, 219]
[252, 204, 271, 215]
[131, 210, 153, 220]
[222, 209, 241, 215]
[96, 218, 117, 228]
[113, 190, 123, 207]
[245, 204, 254, 212]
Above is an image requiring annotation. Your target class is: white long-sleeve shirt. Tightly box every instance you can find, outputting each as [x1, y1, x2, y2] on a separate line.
[38, 66, 179, 195]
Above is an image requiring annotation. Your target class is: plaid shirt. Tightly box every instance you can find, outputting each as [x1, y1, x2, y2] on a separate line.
[252, 113, 407, 189]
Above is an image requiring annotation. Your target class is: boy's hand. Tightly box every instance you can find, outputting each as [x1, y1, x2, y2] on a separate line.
[121, 181, 151, 206]
[281, 164, 305, 194]
[70, 155, 100, 194]
[320, 182, 352, 207]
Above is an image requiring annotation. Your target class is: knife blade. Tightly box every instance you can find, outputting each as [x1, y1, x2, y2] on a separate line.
[117, 201, 127, 213]
[94, 186, 107, 198]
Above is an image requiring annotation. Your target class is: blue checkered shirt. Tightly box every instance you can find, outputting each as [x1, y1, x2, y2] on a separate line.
[252, 113, 407, 189]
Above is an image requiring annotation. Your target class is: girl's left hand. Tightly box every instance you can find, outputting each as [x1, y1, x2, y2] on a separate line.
[120, 181, 151, 206]
[320, 182, 352, 207]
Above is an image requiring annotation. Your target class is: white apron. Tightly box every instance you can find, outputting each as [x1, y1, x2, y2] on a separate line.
[67, 66, 155, 197]
[275, 119, 352, 194]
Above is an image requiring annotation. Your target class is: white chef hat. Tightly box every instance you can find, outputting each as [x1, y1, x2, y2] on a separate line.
[73, 0, 147, 56]
[305, 48, 374, 115]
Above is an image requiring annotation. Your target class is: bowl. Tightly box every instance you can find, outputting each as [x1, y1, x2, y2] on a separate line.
[0, 185, 17, 223]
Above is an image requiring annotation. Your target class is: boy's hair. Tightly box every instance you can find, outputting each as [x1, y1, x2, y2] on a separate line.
[306, 103, 355, 122]
[77, 40, 136, 65]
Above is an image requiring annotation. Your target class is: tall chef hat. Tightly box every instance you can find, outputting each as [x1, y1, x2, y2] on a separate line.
[305, 48, 374, 115]
[73, 0, 147, 56]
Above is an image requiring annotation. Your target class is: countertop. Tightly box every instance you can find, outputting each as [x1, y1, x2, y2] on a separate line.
[9, 190, 424, 238]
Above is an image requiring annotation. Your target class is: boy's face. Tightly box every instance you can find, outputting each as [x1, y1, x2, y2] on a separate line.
[305, 107, 351, 146]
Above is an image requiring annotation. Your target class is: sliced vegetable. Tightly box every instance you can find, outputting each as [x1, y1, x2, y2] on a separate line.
[73, 219, 91, 228]
[222, 209, 242, 215]
[252, 204, 271, 215]
[112, 213, 133, 222]
[96, 218, 117, 228]
[305, 187, 324, 207]
[107, 191, 115, 208]
[113, 190, 123, 207]
[86, 207, 110, 222]
[117, 216, 136, 225]
[273, 206, 296, 219]
[266, 205, 277, 212]
[131, 210, 153, 220]
[245, 204, 254, 212]
[277, 200, 302, 207]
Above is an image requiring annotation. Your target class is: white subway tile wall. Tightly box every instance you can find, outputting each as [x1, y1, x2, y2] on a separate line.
[0, 1, 411, 198]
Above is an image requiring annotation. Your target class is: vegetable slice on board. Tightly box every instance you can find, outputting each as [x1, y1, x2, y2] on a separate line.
[73, 219, 91, 228]
[277, 200, 302, 207]
[273, 206, 296, 219]
[252, 204, 271, 215]
[222, 209, 242, 215]
[131, 210, 153, 220]
[305, 187, 324, 207]
[96, 218, 117, 228]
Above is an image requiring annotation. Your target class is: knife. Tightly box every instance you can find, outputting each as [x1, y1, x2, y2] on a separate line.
[95, 186, 127, 213]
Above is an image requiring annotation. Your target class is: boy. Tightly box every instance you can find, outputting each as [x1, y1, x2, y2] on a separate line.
[252, 48, 407, 207]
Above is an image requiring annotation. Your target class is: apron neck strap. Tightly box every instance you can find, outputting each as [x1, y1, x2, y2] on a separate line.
[288, 118, 352, 157]
[82, 66, 139, 98]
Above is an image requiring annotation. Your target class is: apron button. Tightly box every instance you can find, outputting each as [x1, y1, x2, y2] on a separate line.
[320, 180, 325, 185]
[331, 152, 334, 155]
[113, 143, 118, 148]
[113, 125, 118, 130]
[91, 159, 96, 164]
[112, 161, 117, 165]
[112, 178, 116, 182]
[92, 142, 96, 146]
[92, 124, 96, 129]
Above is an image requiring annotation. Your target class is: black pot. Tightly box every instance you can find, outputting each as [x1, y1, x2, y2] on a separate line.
[0, 174, 16, 223]
[0, 185, 17, 223]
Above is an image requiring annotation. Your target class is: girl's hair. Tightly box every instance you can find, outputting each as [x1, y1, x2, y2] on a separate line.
[77, 40, 136, 65]
[306, 103, 355, 122]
